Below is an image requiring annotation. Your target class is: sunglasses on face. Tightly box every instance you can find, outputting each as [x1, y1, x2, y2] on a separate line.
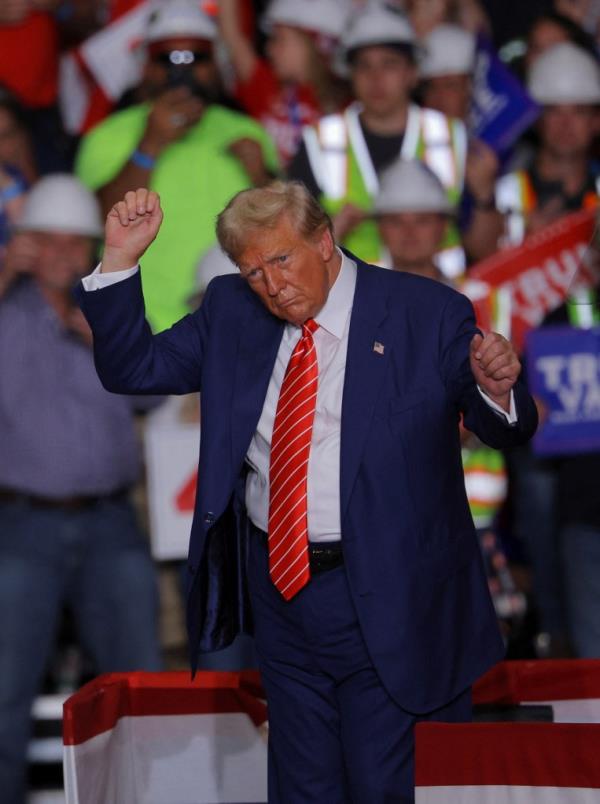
[152, 49, 213, 67]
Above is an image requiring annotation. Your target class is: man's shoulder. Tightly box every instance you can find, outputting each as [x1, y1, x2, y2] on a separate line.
[0, 277, 37, 312]
[75, 104, 148, 187]
[206, 272, 244, 293]
[200, 105, 279, 169]
[203, 104, 272, 139]
[204, 272, 255, 308]
[355, 258, 464, 308]
[81, 104, 148, 144]
[201, 273, 282, 330]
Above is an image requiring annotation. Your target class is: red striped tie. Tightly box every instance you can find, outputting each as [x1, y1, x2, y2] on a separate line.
[268, 318, 319, 600]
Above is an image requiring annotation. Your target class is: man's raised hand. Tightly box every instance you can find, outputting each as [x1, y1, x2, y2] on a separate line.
[470, 332, 521, 413]
[101, 189, 163, 273]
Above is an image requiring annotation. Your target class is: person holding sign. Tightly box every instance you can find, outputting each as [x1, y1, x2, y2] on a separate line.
[496, 42, 600, 246]
[495, 41, 600, 658]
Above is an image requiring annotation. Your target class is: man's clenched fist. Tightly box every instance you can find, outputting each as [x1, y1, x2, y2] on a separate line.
[470, 332, 521, 412]
[102, 188, 163, 273]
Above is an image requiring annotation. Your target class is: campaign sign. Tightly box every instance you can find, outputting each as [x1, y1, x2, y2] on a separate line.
[464, 208, 598, 351]
[470, 36, 539, 154]
[526, 325, 600, 456]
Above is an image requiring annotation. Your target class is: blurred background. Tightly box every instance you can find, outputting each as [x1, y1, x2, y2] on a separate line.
[2, 0, 600, 800]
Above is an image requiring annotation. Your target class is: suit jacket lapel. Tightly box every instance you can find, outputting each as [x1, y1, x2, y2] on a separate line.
[231, 296, 284, 470]
[340, 262, 390, 518]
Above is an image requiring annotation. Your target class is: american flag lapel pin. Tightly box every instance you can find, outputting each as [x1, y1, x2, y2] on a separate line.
[373, 341, 385, 355]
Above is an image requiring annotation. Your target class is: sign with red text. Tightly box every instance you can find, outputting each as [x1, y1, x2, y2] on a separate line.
[463, 209, 599, 351]
[144, 398, 199, 560]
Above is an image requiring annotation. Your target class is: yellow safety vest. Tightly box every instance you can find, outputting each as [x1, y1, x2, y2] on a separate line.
[461, 446, 508, 530]
[302, 102, 467, 277]
[495, 169, 600, 247]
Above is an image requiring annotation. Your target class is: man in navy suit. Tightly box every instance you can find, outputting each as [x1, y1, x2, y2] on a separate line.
[78, 181, 537, 803]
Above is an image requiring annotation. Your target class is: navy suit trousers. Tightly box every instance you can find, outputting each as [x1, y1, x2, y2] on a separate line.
[247, 526, 472, 803]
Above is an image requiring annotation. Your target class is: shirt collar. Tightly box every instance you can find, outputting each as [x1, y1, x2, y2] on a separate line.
[313, 248, 357, 340]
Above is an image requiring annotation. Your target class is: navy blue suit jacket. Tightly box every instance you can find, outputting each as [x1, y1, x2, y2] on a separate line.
[78, 255, 537, 714]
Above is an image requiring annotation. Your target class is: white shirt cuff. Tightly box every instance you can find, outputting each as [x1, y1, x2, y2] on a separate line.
[81, 263, 139, 291]
[477, 387, 518, 424]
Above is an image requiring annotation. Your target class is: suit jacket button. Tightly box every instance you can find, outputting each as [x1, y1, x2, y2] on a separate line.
[204, 511, 215, 525]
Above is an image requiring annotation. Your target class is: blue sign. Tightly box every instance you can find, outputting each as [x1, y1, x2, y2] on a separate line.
[470, 36, 540, 155]
[526, 325, 600, 456]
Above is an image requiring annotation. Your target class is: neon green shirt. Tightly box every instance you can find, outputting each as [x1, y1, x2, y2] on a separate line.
[75, 103, 279, 331]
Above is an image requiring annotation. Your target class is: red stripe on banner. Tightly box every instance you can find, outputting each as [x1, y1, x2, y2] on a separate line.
[175, 469, 198, 512]
[109, 0, 146, 22]
[474, 660, 600, 705]
[63, 670, 267, 745]
[415, 722, 600, 788]
[466, 208, 597, 352]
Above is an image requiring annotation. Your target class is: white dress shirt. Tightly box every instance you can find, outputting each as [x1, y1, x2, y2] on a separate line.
[83, 256, 517, 543]
[245, 250, 357, 542]
[82, 264, 139, 291]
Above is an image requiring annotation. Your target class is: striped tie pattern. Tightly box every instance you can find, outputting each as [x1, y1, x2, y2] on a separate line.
[268, 318, 319, 600]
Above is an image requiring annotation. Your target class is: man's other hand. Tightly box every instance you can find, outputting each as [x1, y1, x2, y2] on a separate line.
[102, 189, 163, 272]
[470, 332, 521, 412]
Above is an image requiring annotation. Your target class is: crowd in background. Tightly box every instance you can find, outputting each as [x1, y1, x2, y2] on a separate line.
[2, 0, 600, 800]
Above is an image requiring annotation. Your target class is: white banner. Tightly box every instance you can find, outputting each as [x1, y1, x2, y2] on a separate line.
[144, 397, 199, 560]
[64, 712, 267, 804]
[418, 786, 600, 803]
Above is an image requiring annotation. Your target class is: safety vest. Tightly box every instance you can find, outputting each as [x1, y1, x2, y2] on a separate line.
[495, 169, 600, 246]
[566, 287, 600, 328]
[461, 446, 508, 530]
[302, 102, 468, 277]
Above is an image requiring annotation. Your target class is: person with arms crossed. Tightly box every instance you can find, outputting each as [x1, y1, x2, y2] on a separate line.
[0, 175, 162, 804]
[77, 181, 537, 803]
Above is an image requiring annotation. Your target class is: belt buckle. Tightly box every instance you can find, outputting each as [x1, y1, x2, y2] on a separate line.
[309, 543, 343, 574]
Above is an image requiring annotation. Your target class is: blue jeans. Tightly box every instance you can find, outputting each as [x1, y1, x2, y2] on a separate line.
[562, 522, 600, 657]
[0, 496, 162, 804]
[508, 446, 566, 638]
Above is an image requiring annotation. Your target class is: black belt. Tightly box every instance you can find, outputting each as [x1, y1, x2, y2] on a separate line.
[0, 487, 129, 511]
[254, 525, 344, 575]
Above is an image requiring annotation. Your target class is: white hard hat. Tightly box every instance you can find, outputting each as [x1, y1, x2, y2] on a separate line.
[374, 159, 453, 214]
[195, 244, 238, 292]
[146, 0, 217, 44]
[342, 3, 416, 59]
[17, 174, 103, 237]
[528, 42, 600, 105]
[263, 0, 350, 40]
[419, 24, 476, 79]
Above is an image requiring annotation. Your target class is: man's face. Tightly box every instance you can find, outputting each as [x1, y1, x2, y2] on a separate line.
[539, 104, 600, 158]
[350, 45, 416, 117]
[143, 37, 219, 100]
[31, 232, 96, 292]
[421, 74, 472, 120]
[236, 215, 339, 326]
[377, 211, 447, 268]
[267, 24, 312, 83]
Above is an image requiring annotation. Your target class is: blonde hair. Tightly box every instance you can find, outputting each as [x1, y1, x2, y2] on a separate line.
[216, 181, 333, 263]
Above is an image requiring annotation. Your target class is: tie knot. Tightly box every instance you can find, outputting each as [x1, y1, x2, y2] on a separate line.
[302, 318, 319, 337]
